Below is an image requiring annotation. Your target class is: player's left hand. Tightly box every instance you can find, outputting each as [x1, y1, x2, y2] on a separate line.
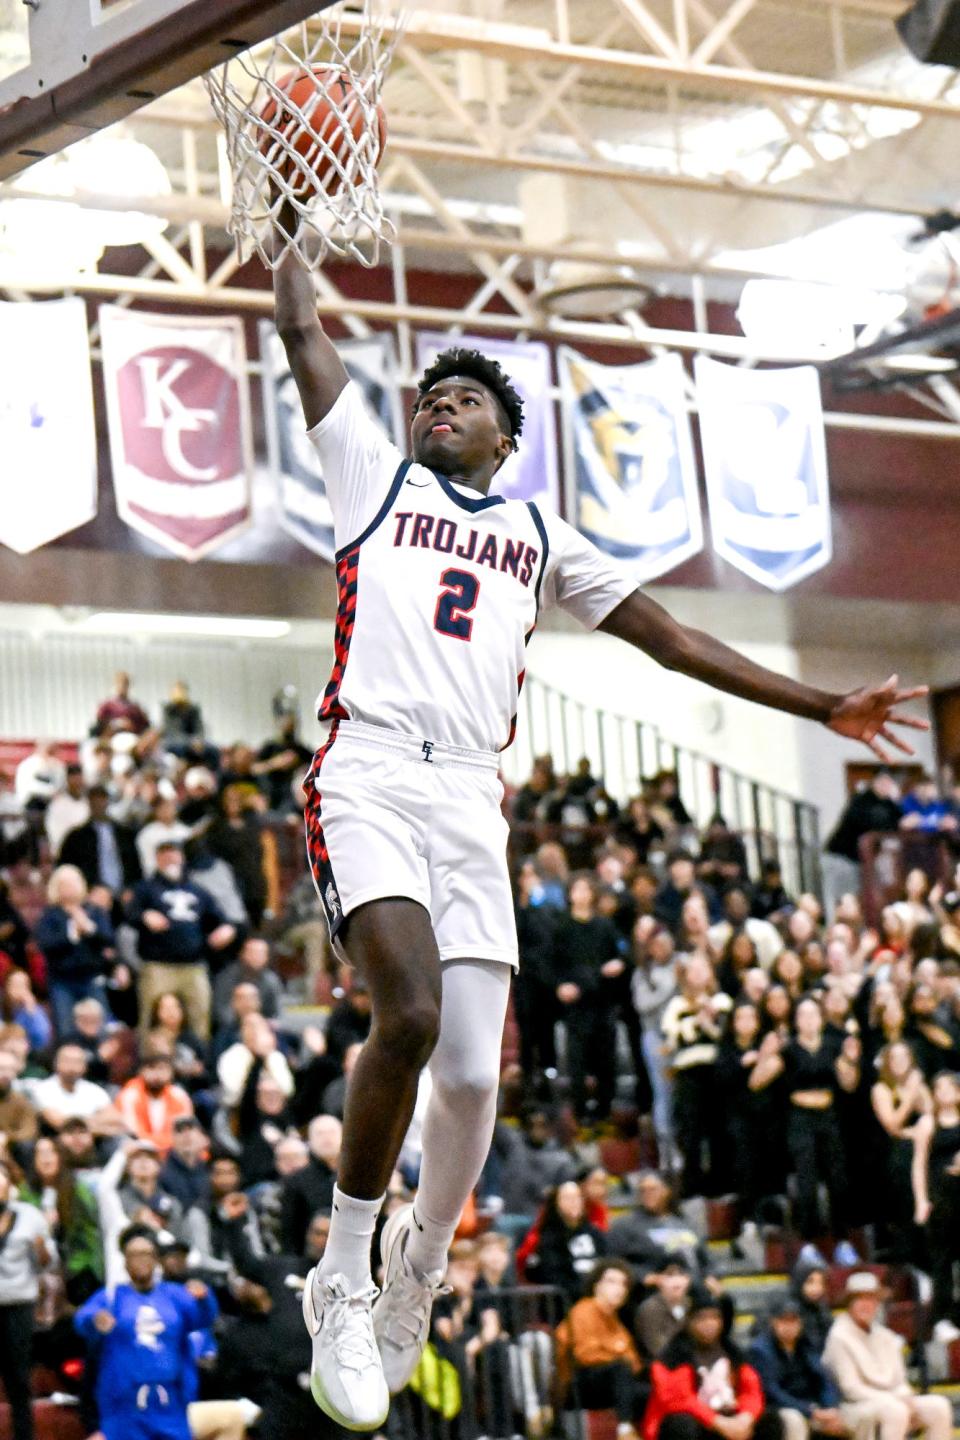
[186, 1280, 209, 1300]
[827, 675, 929, 761]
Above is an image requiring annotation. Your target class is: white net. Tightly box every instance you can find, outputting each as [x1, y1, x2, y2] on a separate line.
[203, 1, 403, 271]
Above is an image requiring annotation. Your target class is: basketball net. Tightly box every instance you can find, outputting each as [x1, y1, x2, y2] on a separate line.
[204, 1, 404, 271]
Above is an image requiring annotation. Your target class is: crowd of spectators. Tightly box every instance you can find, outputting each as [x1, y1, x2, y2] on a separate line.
[0, 680, 957, 1440]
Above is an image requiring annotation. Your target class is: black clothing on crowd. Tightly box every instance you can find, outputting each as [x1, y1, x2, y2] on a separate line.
[925, 1117, 960, 1326]
[514, 901, 559, 1079]
[0, 888, 31, 968]
[206, 813, 267, 928]
[616, 816, 664, 865]
[789, 1261, 833, 1356]
[574, 1362, 648, 1425]
[60, 819, 142, 892]
[716, 1037, 783, 1222]
[0, 1302, 35, 1440]
[524, 1217, 606, 1301]
[552, 913, 623, 1120]
[238, 1057, 297, 1186]
[826, 786, 901, 861]
[279, 1156, 337, 1253]
[128, 877, 229, 963]
[905, 1016, 960, 1081]
[220, 1218, 346, 1440]
[751, 882, 793, 922]
[324, 998, 372, 1069]
[256, 736, 313, 814]
[607, 1209, 711, 1285]
[660, 1417, 783, 1440]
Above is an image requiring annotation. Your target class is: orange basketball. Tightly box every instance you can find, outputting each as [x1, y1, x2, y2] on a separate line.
[259, 66, 387, 198]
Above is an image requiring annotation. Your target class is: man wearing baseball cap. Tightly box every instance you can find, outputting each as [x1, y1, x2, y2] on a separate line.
[823, 1273, 952, 1440]
[750, 1296, 847, 1440]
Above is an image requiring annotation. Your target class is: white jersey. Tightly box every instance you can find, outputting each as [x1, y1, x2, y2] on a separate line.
[308, 382, 637, 752]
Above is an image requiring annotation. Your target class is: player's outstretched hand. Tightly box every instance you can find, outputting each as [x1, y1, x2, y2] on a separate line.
[826, 674, 929, 761]
[185, 1280, 209, 1300]
[93, 1310, 116, 1334]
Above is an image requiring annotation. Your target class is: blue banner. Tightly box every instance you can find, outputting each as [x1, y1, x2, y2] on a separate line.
[559, 348, 702, 582]
[261, 326, 402, 561]
[695, 357, 832, 591]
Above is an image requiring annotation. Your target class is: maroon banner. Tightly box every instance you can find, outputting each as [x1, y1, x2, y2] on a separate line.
[99, 306, 254, 561]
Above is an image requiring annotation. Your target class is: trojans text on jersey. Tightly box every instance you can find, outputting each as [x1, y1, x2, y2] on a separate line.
[392, 511, 539, 588]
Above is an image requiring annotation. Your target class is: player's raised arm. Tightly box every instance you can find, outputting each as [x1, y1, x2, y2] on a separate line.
[273, 198, 349, 430]
[599, 589, 928, 763]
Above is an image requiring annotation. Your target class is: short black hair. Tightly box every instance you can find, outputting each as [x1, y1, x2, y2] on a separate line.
[414, 347, 524, 452]
[119, 1223, 159, 1254]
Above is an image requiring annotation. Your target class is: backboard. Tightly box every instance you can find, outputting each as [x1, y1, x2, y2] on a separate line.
[0, 0, 337, 183]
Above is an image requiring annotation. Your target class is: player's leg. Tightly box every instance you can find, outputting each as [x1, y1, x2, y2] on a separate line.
[374, 956, 511, 1392]
[303, 897, 441, 1432]
[320, 896, 442, 1274]
[373, 761, 516, 1392]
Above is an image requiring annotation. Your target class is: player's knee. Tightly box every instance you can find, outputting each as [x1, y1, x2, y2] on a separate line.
[378, 998, 440, 1069]
[434, 1053, 500, 1113]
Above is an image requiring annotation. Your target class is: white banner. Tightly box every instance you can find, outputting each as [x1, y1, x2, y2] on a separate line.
[0, 298, 97, 554]
[560, 348, 702, 582]
[99, 306, 254, 561]
[260, 326, 402, 561]
[696, 357, 832, 591]
[415, 333, 559, 510]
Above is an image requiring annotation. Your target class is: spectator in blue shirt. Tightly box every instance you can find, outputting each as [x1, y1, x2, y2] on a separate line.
[75, 1223, 218, 1440]
[749, 1296, 845, 1440]
[900, 777, 956, 835]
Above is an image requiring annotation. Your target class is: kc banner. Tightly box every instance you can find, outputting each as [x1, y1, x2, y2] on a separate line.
[415, 333, 559, 510]
[100, 307, 254, 561]
[560, 348, 702, 582]
[261, 326, 402, 561]
[695, 357, 832, 591]
[0, 298, 97, 554]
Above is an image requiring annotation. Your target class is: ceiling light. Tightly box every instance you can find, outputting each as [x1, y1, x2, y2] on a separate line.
[77, 612, 291, 640]
[737, 278, 908, 352]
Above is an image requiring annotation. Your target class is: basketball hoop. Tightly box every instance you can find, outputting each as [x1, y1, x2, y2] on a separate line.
[204, 1, 404, 270]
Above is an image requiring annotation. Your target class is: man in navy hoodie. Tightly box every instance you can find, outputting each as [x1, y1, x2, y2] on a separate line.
[128, 840, 235, 1042]
[749, 1296, 847, 1440]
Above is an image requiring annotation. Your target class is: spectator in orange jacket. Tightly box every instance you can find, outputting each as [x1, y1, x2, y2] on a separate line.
[556, 1260, 647, 1440]
[116, 1051, 193, 1157]
[644, 1288, 783, 1440]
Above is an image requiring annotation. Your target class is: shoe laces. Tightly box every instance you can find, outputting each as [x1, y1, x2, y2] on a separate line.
[380, 1264, 450, 1348]
[318, 1276, 382, 1375]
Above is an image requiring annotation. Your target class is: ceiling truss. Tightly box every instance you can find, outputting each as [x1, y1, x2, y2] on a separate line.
[1, 0, 959, 439]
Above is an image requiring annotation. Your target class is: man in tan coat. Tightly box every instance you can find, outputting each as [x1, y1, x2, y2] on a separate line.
[824, 1273, 951, 1440]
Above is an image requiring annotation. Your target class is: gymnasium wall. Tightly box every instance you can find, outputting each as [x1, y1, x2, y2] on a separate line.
[0, 629, 332, 751]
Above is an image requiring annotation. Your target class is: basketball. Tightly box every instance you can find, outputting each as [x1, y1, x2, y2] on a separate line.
[259, 65, 387, 199]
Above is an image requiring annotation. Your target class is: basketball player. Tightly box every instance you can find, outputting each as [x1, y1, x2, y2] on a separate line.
[272, 213, 926, 1432]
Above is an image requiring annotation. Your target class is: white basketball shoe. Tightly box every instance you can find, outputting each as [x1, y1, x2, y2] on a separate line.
[372, 1204, 449, 1393]
[302, 1267, 389, 1432]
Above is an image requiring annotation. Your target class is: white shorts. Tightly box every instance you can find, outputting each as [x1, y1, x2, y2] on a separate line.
[303, 719, 518, 967]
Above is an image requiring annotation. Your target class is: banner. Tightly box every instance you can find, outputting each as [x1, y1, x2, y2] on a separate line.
[0, 298, 97, 554]
[695, 357, 832, 591]
[415, 333, 559, 510]
[99, 306, 254, 561]
[261, 327, 402, 561]
[560, 348, 702, 582]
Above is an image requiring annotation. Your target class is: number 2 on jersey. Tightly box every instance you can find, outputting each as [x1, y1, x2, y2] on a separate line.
[434, 568, 479, 641]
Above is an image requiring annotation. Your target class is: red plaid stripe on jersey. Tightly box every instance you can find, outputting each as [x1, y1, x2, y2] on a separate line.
[319, 546, 360, 722]
[302, 721, 343, 936]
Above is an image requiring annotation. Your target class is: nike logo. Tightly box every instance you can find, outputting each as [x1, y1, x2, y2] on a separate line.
[412, 1211, 424, 1231]
[405, 478, 431, 487]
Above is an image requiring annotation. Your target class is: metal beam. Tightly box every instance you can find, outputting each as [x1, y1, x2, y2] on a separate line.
[330, 11, 960, 122]
[0, 0, 338, 182]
